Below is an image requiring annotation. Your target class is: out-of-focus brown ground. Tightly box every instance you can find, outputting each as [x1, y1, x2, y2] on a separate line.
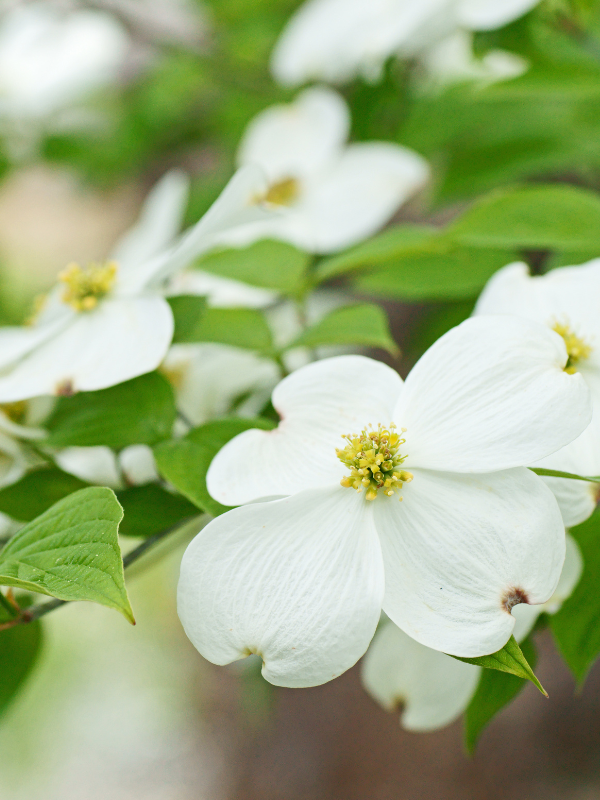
[199, 630, 600, 800]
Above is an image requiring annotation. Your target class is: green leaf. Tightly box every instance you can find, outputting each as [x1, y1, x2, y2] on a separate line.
[170, 305, 273, 351]
[0, 606, 42, 717]
[168, 295, 207, 343]
[449, 185, 600, 250]
[197, 240, 310, 295]
[44, 372, 176, 449]
[551, 509, 600, 683]
[451, 635, 546, 696]
[0, 467, 89, 522]
[463, 637, 538, 754]
[315, 225, 439, 281]
[117, 484, 200, 536]
[287, 303, 398, 355]
[154, 417, 275, 516]
[0, 487, 133, 623]
[530, 467, 600, 483]
[354, 245, 515, 301]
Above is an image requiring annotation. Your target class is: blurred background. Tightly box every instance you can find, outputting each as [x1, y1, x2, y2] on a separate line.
[2, 0, 600, 797]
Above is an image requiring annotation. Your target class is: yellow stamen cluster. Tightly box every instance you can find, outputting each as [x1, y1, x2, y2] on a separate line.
[552, 320, 593, 374]
[337, 423, 413, 501]
[263, 177, 300, 207]
[0, 401, 27, 424]
[59, 261, 118, 312]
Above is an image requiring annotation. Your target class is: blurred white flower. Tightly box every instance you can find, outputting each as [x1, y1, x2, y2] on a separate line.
[420, 30, 528, 89]
[0, 164, 275, 401]
[55, 445, 123, 489]
[178, 316, 590, 688]
[0, 4, 129, 120]
[56, 442, 159, 488]
[271, 0, 538, 86]
[362, 621, 481, 732]
[475, 259, 600, 528]
[221, 86, 429, 254]
[362, 534, 583, 732]
[162, 344, 279, 428]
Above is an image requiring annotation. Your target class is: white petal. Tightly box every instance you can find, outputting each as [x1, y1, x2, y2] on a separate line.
[0, 430, 28, 487]
[237, 87, 349, 182]
[207, 355, 403, 505]
[534, 411, 600, 528]
[291, 143, 429, 254]
[167, 269, 277, 309]
[55, 446, 122, 489]
[395, 315, 591, 472]
[270, 0, 381, 86]
[512, 534, 583, 641]
[123, 165, 276, 291]
[163, 343, 280, 427]
[119, 444, 158, 486]
[457, 0, 541, 30]
[112, 170, 189, 274]
[362, 621, 480, 731]
[177, 487, 384, 687]
[375, 467, 565, 657]
[476, 260, 600, 373]
[0, 315, 70, 371]
[270, 0, 452, 86]
[0, 296, 173, 400]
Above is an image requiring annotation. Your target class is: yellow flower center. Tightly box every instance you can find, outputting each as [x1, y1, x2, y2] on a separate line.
[0, 401, 27, 424]
[59, 261, 118, 312]
[263, 177, 300, 207]
[337, 423, 413, 501]
[552, 319, 593, 374]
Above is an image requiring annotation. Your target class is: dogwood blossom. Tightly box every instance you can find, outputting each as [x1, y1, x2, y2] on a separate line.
[362, 535, 583, 731]
[220, 86, 429, 253]
[0, 4, 128, 129]
[475, 260, 600, 527]
[271, 0, 539, 86]
[178, 316, 591, 687]
[0, 164, 274, 401]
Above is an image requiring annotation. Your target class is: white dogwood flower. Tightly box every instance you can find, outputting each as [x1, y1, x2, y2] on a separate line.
[475, 260, 600, 527]
[0, 4, 128, 122]
[0, 164, 274, 401]
[221, 86, 429, 254]
[178, 316, 591, 688]
[271, 0, 539, 86]
[362, 534, 583, 731]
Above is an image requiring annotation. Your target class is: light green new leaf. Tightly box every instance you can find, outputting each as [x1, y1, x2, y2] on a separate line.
[315, 225, 438, 281]
[168, 295, 207, 343]
[551, 509, 600, 684]
[287, 304, 398, 355]
[154, 417, 275, 517]
[196, 240, 310, 295]
[0, 487, 133, 623]
[355, 245, 515, 301]
[449, 185, 600, 250]
[530, 467, 600, 483]
[0, 607, 42, 717]
[463, 637, 538, 754]
[451, 636, 546, 696]
[171, 305, 273, 351]
[0, 467, 89, 522]
[44, 372, 176, 449]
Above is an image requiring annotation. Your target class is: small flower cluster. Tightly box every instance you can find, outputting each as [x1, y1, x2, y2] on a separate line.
[337, 423, 412, 500]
